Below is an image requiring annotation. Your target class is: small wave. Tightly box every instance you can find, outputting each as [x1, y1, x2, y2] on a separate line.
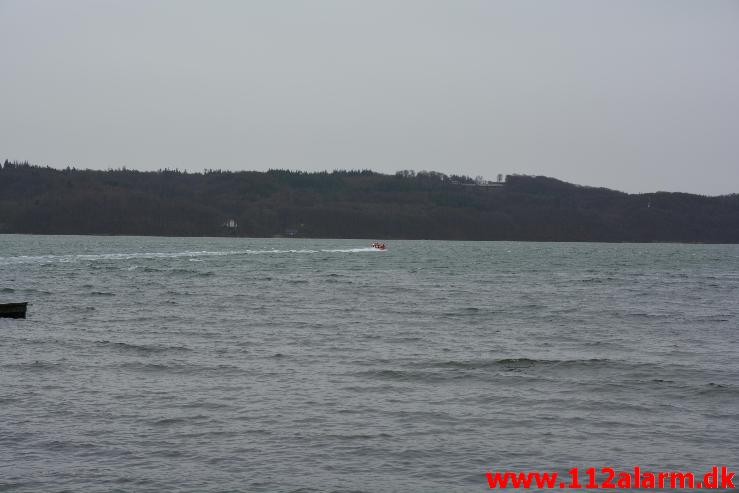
[699, 382, 739, 396]
[118, 362, 171, 372]
[167, 267, 215, 277]
[179, 400, 232, 410]
[90, 291, 115, 296]
[22, 288, 52, 295]
[626, 312, 675, 319]
[442, 307, 492, 317]
[96, 340, 192, 354]
[361, 369, 425, 381]
[150, 415, 209, 426]
[328, 432, 393, 440]
[3, 360, 66, 371]
[402, 357, 622, 373]
[408, 357, 540, 370]
[356, 368, 476, 383]
[117, 361, 242, 375]
[166, 289, 195, 296]
[579, 276, 618, 283]
[376, 358, 624, 380]
[385, 336, 423, 343]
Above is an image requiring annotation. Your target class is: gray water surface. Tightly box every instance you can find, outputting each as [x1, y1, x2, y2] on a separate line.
[1, 236, 738, 492]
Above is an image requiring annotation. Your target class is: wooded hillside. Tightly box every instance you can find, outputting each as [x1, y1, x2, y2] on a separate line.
[2, 161, 737, 242]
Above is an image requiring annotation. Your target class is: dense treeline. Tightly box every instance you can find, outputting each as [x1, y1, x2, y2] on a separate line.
[1, 160, 738, 242]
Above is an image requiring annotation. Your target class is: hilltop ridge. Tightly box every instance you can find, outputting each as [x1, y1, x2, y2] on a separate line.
[1, 161, 737, 242]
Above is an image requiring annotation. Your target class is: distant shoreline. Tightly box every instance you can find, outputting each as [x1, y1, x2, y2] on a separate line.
[2, 162, 737, 243]
[1, 233, 736, 246]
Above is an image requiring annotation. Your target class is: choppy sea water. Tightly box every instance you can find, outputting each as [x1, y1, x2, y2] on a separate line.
[1, 235, 738, 492]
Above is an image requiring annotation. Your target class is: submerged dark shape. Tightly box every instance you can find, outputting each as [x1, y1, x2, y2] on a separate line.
[0, 302, 27, 319]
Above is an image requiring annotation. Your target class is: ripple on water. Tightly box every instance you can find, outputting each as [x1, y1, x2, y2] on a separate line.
[2, 237, 738, 492]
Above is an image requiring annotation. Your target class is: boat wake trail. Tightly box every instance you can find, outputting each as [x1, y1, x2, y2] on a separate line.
[321, 248, 380, 253]
[0, 247, 384, 265]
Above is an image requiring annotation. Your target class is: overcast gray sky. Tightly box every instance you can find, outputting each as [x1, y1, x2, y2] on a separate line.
[1, 1, 737, 194]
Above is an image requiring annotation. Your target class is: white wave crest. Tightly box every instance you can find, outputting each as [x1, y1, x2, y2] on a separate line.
[0, 246, 385, 265]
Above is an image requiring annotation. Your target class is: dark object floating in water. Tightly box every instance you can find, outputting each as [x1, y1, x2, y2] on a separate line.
[0, 302, 27, 319]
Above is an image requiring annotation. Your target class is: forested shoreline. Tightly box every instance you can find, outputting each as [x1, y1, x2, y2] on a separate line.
[1, 161, 738, 242]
